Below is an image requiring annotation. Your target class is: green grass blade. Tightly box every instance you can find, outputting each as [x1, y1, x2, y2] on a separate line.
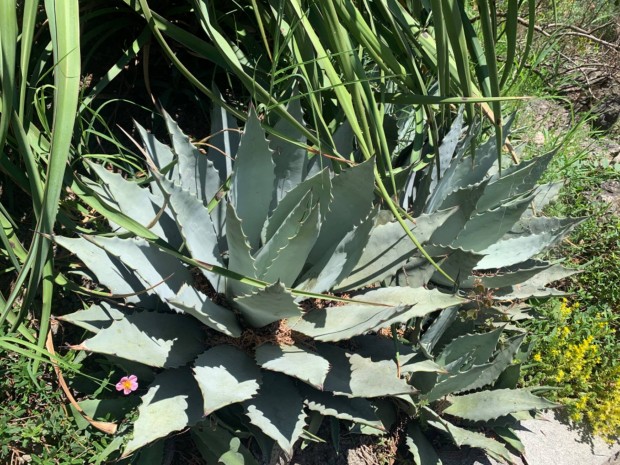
[3, 0, 81, 340]
[499, 0, 519, 89]
[514, 0, 536, 86]
[18, 0, 41, 120]
[441, 0, 475, 119]
[0, 0, 18, 152]
[475, 0, 502, 163]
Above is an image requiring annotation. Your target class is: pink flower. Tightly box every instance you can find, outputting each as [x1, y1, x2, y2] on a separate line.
[115, 375, 138, 395]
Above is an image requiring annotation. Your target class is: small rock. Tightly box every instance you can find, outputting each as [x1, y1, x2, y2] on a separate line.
[533, 131, 545, 145]
[598, 180, 620, 215]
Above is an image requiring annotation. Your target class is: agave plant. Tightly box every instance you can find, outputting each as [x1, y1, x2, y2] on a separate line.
[56, 103, 574, 463]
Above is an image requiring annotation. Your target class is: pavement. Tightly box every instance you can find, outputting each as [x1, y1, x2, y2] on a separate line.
[438, 411, 619, 465]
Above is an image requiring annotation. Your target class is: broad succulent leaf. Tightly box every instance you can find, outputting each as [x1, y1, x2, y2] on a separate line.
[302, 387, 383, 430]
[225, 203, 256, 297]
[476, 151, 555, 211]
[270, 96, 309, 201]
[292, 301, 411, 342]
[293, 287, 463, 342]
[263, 169, 331, 244]
[162, 110, 221, 203]
[436, 327, 504, 368]
[493, 426, 525, 455]
[84, 163, 174, 243]
[255, 343, 330, 389]
[123, 369, 204, 457]
[419, 307, 459, 357]
[207, 90, 240, 182]
[244, 372, 307, 457]
[525, 181, 563, 215]
[85, 236, 191, 301]
[254, 193, 320, 286]
[350, 335, 420, 367]
[306, 158, 375, 267]
[424, 362, 496, 402]
[168, 285, 242, 337]
[54, 236, 157, 306]
[458, 334, 526, 392]
[231, 109, 276, 251]
[74, 312, 204, 368]
[429, 182, 490, 246]
[234, 282, 301, 328]
[193, 346, 262, 415]
[135, 122, 177, 177]
[443, 389, 558, 422]
[476, 217, 582, 269]
[406, 423, 442, 465]
[495, 264, 580, 300]
[335, 208, 457, 291]
[425, 117, 513, 214]
[425, 409, 515, 464]
[429, 247, 484, 287]
[469, 260, 553, 290]
[57, 302, 124, 334]
[452, 191, 536, 252]
[157, 175, 224, 291]
[317, 344, 417, 398]
[298, 208, 377, 294]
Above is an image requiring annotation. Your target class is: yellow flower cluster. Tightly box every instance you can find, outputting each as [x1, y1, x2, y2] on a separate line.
[527, 299, 620, 441]
[559, 298, 576, 319]
[586, 367, 620, 443]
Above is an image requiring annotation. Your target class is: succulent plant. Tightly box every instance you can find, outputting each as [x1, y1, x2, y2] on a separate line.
[57, 103, 573, 464]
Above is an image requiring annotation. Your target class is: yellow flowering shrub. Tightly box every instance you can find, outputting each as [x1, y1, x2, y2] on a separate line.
[524, 298, 620, 442]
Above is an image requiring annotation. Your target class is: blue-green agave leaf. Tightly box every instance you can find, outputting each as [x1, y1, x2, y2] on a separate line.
[244, 371, 307, 457]
[425, 408, 514, 464]
[231, 109, 275, 250]
[74, 312, 204, 368]
[254, 192, 320, 287]
[234, 282, 302, 328]
[168, 285, 242, 337]
[193, 346, 262, 415]
[457, 334, 525, 392]
[271, 96, 308, 201]
[436, 327, 504, 369]
[306, 158, 376, 267]
[84, 163, 175, 244]
[123, 368, 204, 457]
[207, 88, 240, 182]
[58, 302, 124, 334]
[54, 236, 157, 307]
[255, 343, 330, 389]
[225, 203, 256, 297]
[477, 151, 555, 211]
[135, 122, 177, 177]
[86, 236, 191, 302]
[317, 344, 417, 398]
[263, 169, 331, 244]
[443, 388, 558, 422]
[158, 175, 225, 291]
[301, 386, 383, 430]
[162, 109, 221, 203]
[192, 424, 259, 465]
[406, 422, 442, 465]
[335, 208, 457, 291]
[299, 207, 377, 294]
